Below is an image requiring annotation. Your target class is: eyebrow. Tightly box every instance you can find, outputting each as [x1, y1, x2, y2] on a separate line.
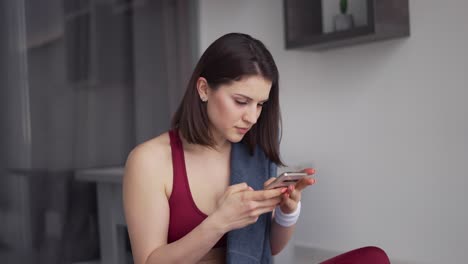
[234, 94, 269, 103]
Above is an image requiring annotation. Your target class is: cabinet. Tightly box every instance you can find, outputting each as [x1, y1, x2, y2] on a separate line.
[284, 0, 410, 50]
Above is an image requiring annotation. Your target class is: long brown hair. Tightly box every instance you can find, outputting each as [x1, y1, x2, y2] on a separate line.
[171, 33, 283, 165]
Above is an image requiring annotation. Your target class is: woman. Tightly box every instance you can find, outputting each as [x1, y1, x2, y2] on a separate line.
[123, 33, 390, 264]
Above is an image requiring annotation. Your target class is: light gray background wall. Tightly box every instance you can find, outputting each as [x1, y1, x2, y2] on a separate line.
[199, 0, 468, 263]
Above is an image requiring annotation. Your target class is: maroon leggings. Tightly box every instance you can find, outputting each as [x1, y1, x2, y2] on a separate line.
[320, 246, 390, 264]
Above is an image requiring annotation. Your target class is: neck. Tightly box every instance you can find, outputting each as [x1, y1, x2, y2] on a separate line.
[178, 131, 231, 155]
[206, 125, 231, 153]
[210, 134, 231, 153]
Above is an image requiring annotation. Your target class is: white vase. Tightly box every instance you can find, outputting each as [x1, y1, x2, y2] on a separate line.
[333, 13, 354, 32]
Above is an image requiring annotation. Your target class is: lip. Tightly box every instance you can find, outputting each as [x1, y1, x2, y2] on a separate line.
[235, 127, 249, 134]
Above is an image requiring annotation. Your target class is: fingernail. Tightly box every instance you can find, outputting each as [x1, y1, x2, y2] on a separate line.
[281, 188, 287, 193]
[249, 186, 254, 191]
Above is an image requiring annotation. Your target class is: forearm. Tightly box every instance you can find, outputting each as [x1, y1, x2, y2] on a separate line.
[270, 218, 295, 255]
[145, 216, 225, 264]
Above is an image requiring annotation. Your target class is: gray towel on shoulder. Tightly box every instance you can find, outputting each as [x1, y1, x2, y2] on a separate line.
[226, 142, 277, 264]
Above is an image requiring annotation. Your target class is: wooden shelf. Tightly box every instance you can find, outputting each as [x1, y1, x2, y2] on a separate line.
[284, 0, 410, 50]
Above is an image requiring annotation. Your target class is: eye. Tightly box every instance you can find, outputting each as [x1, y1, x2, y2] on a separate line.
[235, 100, 248, 105]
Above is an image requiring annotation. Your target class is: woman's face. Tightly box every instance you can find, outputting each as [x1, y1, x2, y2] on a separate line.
[205, 75, 272, 144]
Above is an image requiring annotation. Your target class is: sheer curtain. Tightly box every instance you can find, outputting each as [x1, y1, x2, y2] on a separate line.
[133, 0, 199, 144]
[0, 0, 198, 262]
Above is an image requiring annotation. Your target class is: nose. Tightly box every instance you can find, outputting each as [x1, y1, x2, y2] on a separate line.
[242, 104, 259, 125]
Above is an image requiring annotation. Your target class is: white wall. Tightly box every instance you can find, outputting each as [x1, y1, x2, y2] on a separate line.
[199, 0, 468, 263]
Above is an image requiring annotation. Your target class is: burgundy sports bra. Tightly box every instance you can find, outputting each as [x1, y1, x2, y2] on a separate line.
[167, 130, 227, 248]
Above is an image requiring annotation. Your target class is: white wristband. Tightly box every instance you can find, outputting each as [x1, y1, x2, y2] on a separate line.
[274, 201, 301, 227]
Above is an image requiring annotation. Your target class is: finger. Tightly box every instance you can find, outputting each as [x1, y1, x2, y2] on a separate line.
[300, 168, 316, 175]
[250, 205, 277, 217]
[295, 177, 315, 192]
[228, 182, 251, 193]
[289, 187, 302, 202]
[263, 177, 276, 187]
[255, 197, 282, 208]
[247, 188, 287, 201]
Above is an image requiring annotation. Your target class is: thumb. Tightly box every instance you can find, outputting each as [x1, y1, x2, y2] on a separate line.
[263, 177, 276, 188]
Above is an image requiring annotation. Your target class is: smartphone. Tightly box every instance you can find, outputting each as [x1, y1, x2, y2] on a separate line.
[265, 172, 308, 189]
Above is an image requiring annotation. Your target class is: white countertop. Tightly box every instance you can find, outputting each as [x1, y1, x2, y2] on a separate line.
[74, 166, 125, 183]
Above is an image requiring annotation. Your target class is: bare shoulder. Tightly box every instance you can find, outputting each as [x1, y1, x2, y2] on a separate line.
[123, 132, 173, 263]
[124, 132, 172, 188]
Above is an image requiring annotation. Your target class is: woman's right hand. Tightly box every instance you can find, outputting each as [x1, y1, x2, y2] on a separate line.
[210, 183, 287, 233]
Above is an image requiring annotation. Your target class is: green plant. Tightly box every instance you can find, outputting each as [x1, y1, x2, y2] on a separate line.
[340, 0, 348, 14]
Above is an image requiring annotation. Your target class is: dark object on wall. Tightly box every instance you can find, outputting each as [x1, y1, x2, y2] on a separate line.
[334, 0, 354, 32]
[284, 0, 410, 50]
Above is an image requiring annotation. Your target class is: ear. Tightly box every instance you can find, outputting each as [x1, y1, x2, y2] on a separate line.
[196, 77, 210, 102]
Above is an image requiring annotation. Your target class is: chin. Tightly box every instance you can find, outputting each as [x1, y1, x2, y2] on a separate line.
[227, 136, 244, 143]
[226, 132, 245, 143]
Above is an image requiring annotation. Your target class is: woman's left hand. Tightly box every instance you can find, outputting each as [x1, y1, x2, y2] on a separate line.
[264, 168, 316, 214]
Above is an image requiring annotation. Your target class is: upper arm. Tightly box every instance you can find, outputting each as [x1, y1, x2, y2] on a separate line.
[123, 143, 170, 264]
